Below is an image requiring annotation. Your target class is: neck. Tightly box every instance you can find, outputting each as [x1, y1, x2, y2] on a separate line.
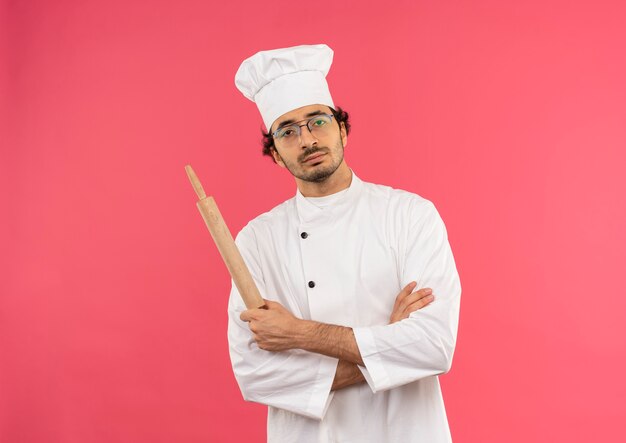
[296, 162, 353, 197]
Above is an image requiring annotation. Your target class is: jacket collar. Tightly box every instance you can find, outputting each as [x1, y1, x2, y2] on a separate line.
[295, 170, 363, 225]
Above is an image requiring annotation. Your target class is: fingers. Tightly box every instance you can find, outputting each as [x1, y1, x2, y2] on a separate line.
[395, 282, 417, 303]
[403, 289, 434, 316]
[398, 286, 431, 309]
[407, 293, 434, 310]
[240, 306, 266, 322]
[239, 299, 284, 322]
[413, 287, 433, 301]
[404, 288, 433, 306]
[389, 284, 434, 323]
[392, 282, 417, 313]
[240, 309, 254, 322]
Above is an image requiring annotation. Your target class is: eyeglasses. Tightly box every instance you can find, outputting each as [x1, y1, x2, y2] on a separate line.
[272, 113, 335, 148]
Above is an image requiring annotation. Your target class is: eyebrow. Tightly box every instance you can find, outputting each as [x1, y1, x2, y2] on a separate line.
[275, 110, 326, 131]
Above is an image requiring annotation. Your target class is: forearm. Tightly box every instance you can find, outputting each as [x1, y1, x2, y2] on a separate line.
[294, 320, 364, 365]
[331, 360, 365, 391]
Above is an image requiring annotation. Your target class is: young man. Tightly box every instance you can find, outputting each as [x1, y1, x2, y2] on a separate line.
[228, 44, 461, 442]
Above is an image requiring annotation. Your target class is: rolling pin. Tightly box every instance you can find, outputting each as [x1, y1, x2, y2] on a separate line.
[185, 165, 265, 309]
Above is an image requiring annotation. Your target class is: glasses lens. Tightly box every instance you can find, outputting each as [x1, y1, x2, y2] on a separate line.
[308, 114, 332, 133]
[275, 125, 300, 147]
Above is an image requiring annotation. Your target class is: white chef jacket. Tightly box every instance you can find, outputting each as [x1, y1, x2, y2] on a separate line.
[227, 172, 461, 443]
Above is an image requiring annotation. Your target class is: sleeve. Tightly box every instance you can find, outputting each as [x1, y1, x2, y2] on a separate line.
[227, 225, 339, 420]
[352, 200, 461, 393]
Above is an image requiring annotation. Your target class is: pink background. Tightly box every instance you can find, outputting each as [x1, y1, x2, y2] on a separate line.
[2, 0, 626, 441]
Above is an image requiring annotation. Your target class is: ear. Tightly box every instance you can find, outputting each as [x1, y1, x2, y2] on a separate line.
[271, 148, 286, 168]
[340, 121, 348, 148]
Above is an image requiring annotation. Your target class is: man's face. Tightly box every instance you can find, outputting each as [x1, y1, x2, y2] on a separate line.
[270, 104, 348, 183]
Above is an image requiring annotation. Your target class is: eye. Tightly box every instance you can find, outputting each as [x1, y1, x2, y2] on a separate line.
[311, 118, 327, 127]
[277, 127, 297, 138]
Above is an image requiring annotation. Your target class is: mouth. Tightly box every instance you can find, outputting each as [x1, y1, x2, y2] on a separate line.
[302, 152, 326, 164]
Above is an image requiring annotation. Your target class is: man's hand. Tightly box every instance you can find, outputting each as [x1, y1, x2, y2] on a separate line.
[240, 300, 302, 352]
[241, 300, 363, 364]
[389, 282, 434, 324]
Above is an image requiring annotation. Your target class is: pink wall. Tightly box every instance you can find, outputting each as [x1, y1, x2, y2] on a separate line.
[2, 0, 626, 441]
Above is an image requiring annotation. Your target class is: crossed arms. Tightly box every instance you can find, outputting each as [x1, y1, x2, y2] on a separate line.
[239, 282, 435, 391]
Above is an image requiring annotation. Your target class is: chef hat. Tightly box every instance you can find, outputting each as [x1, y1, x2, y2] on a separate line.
[235, 44, 335, 131]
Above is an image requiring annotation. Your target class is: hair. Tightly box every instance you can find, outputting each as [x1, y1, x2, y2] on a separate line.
[261, 106, 351, 162]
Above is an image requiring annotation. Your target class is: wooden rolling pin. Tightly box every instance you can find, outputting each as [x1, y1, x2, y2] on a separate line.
[185, 165, 265, 309]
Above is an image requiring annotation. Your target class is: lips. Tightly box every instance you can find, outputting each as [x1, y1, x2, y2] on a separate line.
[302, 152, 325, 164]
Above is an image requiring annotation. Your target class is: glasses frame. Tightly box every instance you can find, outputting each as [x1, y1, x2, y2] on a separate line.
[272, 113, 335, 144]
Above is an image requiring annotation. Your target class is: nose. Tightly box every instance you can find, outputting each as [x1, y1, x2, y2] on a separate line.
[298, 124, 318, 148]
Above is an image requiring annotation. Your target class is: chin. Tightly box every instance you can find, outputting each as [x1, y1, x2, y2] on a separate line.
[303, 165, 338, 183]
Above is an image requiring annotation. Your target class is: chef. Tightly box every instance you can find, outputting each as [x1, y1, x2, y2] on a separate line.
[228, 44, 461, 442]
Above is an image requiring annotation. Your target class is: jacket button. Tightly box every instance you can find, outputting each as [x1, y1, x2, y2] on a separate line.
[308, 281, 315, 288]
[301, 232, 308, 239]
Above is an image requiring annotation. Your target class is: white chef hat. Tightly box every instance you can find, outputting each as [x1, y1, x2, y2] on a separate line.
[234, 44, 335, 131]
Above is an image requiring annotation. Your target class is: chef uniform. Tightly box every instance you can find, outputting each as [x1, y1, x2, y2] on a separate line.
[228, 44, 461, 443]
